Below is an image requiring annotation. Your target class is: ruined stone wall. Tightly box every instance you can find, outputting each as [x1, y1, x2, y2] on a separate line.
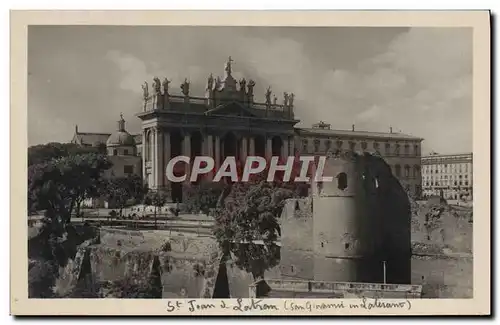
[409, 199, 473, 298]
[50, 227, 224, 298]
[411, 201, 472, 254]
[279, 198, 314, 280]
[225, 261, 282, 298]
[279, 189, 472, 298]
[411, 255, 472, 298]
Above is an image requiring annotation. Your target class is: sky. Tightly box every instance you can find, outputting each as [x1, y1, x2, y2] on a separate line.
[28, 26, 472, 154]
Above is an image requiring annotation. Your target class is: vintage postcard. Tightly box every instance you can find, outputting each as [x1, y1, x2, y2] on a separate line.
[11, 10, 490, 316]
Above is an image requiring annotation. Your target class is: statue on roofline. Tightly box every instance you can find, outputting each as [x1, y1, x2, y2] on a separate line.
[162, 78, 171, 95]
[265, 86, 272, 105]
[247, 79, 256, 96]
[225, 56, 234, 76]
[153, 77, 162, 95]
[283, 92, 289, 106]
[181, 78, 190, 96]
[289, 93, 295, 107]
[239, 78, 246, 91]
[206, 73, 214, 91]
[215, 76, 222, 90]
[141, 81, 149, 100]
[273, 95, 278, 106]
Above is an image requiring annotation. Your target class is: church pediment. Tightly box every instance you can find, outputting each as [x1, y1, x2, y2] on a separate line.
[205, 101, 257, 117]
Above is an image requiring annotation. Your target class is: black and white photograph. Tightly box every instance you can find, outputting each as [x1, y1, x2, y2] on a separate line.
[11, 10, 490, 316]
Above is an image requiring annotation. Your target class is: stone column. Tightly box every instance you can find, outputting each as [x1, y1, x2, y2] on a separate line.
[215, 136, 221, 169]
[156, 128, 164, 189]
[249, 137, 255, 156]
[152, 128, 158, 189]
[183, 133, 191, 158]
[183, 132, 191, 181]
[163, 131, 171, 190]
[241, 137, 248, 162]
[282, 138, 289, 159]
[142, 129, 146, 184]
[266, 137, 273, 160]
[289, 137, 295, 156]
[207, 135, 214, 157]
[206, 134, 214, 179]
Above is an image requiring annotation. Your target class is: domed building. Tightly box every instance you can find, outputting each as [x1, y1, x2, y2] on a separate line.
[103, 114, 142, 179]
[71, 114, 142, 208]
[106, 114, 137, 157]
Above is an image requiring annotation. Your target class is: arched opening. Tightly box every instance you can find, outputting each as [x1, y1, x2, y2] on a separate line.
[170, 130, 183, 157]
[337, 172, 348, 190]
[212, 262, 230, 298]
[404, 165, 410, 178]
[190, 131, 203, 183]
[254, 135, 266, 157]
[271, 136, 283, 157]
[413, 165, 420, 178]
[222, 132, 237, 159]
[190, 131, 203, 159]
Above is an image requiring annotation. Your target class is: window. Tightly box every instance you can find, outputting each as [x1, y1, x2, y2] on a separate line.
[325, 139, 332, 151]
[124, 165, 134, 174]
[337, 172, 348, 190]
[385, 142, 391, 155]
[404, 165, 410, 178]
[313, 139, 320, 152]
[124, 149, 129, 155]
[414, 144, 420, 156]
[349, 141, 356, 151]
[302, 139, 308, 152]
[404, 144, 410, 156]
[394, 143, 400, 156]
[414, 165, 420, 178]
[465, 181, 469, 186]
[373, 142, 380, 151]
[113, 149, 117, 156]
[336, 140, 343, 149]
[361, 142, 367, 151]
[395, 164, 401, 177]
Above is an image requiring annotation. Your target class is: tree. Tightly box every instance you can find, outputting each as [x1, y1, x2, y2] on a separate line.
[147, 190, 168, 228]
[28, 153, 112, 226]
[28, 142, 104, 166]
[104, 174, 145, 217]
[212, 154, 317, 280]
[213, 179, 298, 280]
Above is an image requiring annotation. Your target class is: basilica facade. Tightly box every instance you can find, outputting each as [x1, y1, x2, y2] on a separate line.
[138, 57, 297, 201]
[72, 57, 424, 200]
